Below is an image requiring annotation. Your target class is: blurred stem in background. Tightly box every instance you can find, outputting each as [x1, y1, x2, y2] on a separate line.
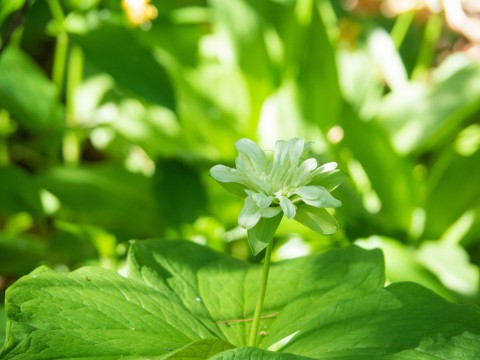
[47, 0, 68, 94]
[0, 110, 13, 166]
[0, 0, 29, 55]
[295, 0, 313, 25]
[390, 10, 415, 50]
[65, 44, 84, 165]
[46, 0, 82, 165]
[413, 12, 443, 78]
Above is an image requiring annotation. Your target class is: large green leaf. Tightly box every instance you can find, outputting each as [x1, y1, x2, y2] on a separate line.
[293, 1, 341, 130]
[0, 166, 44, 218]
[208, 0, 273, 82]
[356, 236, 455, 302]
[210, 348, 310, 359]
[70, 23, 176, 111]
[207, 0, 276, 133]
[340, 106, 418, 232]
[0, 48, 61, 131]
[377, 54, 480, 155]
[0, 266, 220, 359]
[37, 165, 165, 239]
[153, 159, 207, 229]
[2, 240, 480, 359]
[163, 339, 234, 359]
[424, 149, 480, 239]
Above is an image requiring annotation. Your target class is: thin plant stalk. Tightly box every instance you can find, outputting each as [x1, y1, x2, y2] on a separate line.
[412, 12, 443, 78]
[390, 10, 415, 50]
[63, 44, 84, 165]
[47, 0, 83, 165]
[248, 240, 274, 347]
[47, 0, 68, 94]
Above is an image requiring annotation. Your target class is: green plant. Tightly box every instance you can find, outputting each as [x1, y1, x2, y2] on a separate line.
[210, 138, 345, 346]
[2, 0, 480, 357]
[2, 139, 480, 359]
[2, 240, 480, 359]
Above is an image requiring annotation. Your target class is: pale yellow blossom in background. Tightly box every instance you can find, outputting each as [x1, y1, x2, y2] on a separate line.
[122, 0, 158, 26]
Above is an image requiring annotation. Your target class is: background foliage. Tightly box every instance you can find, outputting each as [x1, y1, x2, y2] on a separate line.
[1, 0, 480, 345]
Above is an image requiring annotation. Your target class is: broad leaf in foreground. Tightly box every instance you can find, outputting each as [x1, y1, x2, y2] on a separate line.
[1, 240, 480, 359]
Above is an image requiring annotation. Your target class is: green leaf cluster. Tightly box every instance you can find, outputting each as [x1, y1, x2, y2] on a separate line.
[1, 240, 480, 359]
[0, 0, 480, 350]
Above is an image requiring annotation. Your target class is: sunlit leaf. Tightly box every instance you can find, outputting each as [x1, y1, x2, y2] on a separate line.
[377, 54, 480, 155]
[340, 106, 418, 232]
[164, 339, 235, 359]
[424, 149, 480, 240]
[0, 48, 61, 131]
[4, 240, 478, 358]
[37, 165, 165, 239]
[293, 2, 341, 130]
[70, 23, 176, 111]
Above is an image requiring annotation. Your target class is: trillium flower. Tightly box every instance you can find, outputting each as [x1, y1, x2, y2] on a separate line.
[210, 138, 346, 254]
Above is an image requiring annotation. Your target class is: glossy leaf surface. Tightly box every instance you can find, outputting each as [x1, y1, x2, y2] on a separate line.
[2, 240, 480, 359]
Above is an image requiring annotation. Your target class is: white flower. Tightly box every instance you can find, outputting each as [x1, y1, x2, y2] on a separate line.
[210, 138, 345, 242]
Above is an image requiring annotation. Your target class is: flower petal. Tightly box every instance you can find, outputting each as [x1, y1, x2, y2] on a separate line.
[295, 185, 342, 208]
[291, 157, 317, 187]
[210, 165, 249, 196]
[310, 169, 348, 192]
[260, 206, 282, 218]
[251, 191, 274, 208]
[238, 195, 262, 230]
[235, 138, 268, 174]
[269, 138, 305, 188]
[210, 165, 245, 183]
[278, 195, 296, 219]
[317, 162, 337, 173]
[294, 204, 338, 234]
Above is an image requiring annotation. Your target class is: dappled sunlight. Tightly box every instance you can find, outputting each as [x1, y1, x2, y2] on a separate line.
[1, 0, 480, 357]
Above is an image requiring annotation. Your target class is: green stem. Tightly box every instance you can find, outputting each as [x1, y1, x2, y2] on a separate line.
[52, 32, 68, 97]
[390, 10, 415, 50]
[412, 12, 443, 79]
[0, 110, 12, 166]
[47, 0, 83, 165]
[47, 0, 68, 96]
[295, 0, 313, 26]
[63, 44, 84, 165]
[248, 241, 274, 347]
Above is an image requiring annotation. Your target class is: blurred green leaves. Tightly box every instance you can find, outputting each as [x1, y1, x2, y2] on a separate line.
[0, 166, 44, 218]
[38, 165, 163, 238]
[154, 158, 207, 230]
[0, 0, 24, 26]
[0, 0, 479, 313]
[378, 54, 480, 156]
[0, 48, 62, 132]
[70, 23, 176, 111]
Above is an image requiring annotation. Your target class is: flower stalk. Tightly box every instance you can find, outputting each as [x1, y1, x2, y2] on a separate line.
[248, 240, 274, 347]
[210, 138, 345, 348]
